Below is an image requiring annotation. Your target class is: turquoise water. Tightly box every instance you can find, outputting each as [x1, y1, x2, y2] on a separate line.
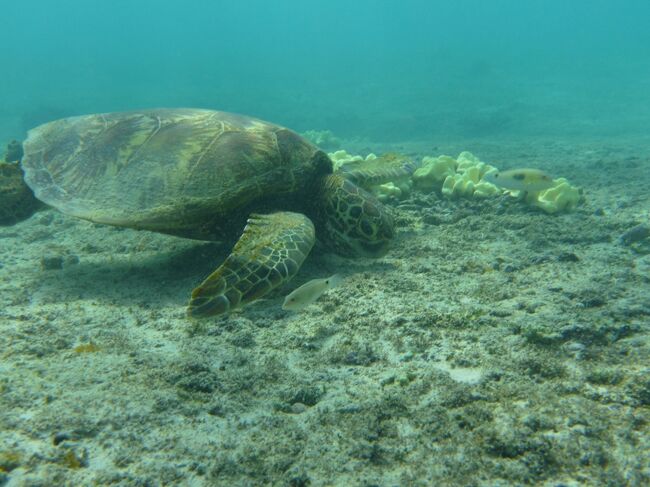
[1, 3, 650, 485]
[1, 0, 649, 140]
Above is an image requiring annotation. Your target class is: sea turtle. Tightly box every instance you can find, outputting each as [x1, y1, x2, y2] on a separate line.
[13, 108, 404, 318]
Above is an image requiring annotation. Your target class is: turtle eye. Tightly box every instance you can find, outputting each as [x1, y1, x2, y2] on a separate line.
[349, 206, 362, 218]
[360, 218, 374, 236]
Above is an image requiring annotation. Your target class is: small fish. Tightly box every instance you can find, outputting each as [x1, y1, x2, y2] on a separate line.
[483, 168, 555, 192]
[282, 274, 343, 311]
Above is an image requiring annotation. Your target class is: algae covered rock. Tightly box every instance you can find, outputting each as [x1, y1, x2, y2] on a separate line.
[328, 149, 366, 171]
[482, 167, 580, 213]
[0, 161, 42, 225]
[4, 140, 24, 162]
[412, 151, 500, 198]
[329, 150, 414, 201]
[1, 140, 41, 225]
[413, 149, 580, 212]
[530, 178, 581, 213]
[375, 182, 403, 202]
[412, 155, 456, 189]
[440, 151, 499, 198]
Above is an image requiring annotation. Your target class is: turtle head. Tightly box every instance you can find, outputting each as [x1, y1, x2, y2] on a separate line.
[316, 173, 394, 258]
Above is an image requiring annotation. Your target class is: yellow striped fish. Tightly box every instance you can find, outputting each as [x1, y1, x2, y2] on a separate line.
[484, 168, 555, 192]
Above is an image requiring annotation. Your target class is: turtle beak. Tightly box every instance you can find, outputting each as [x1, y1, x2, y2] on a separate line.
[359, 240, 390, 258]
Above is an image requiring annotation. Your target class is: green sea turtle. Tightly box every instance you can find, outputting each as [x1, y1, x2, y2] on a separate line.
[13, 108, 403, 318]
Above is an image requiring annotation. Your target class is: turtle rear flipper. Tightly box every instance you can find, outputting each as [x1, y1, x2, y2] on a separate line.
[187, 211, 315, 318]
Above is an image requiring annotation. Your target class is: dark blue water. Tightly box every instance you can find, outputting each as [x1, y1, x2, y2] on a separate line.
[1, 0, 649, 141]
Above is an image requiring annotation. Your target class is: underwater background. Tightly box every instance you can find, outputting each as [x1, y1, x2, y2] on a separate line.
[1, 0, 649, 142]
[1, 1, 649, 486]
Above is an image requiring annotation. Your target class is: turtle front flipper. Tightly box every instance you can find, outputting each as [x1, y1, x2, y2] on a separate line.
[188, 212, 315, 318]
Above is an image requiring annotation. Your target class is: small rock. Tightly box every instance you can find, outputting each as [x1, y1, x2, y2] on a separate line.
[64, 255, 80, 266]
[207, 404, 225, 417]
[290, 402, 308, 414]
[557, 252, 579, 262]
[530, 254, 551, 265]
[53, 432, 71, 445]
[38, 213, 54, 225]
[4, 140, 23, 162]
[41, 255, 64, 270]
[565, 341, 586, 353]
[422, 213, 443, 225]
[619, 224, 650, 246]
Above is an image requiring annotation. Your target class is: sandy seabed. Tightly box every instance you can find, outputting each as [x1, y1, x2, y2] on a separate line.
[1, 135, 649, 486]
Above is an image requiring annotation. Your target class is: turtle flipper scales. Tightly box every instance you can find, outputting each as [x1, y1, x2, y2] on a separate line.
[187, 211, 315, 318]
